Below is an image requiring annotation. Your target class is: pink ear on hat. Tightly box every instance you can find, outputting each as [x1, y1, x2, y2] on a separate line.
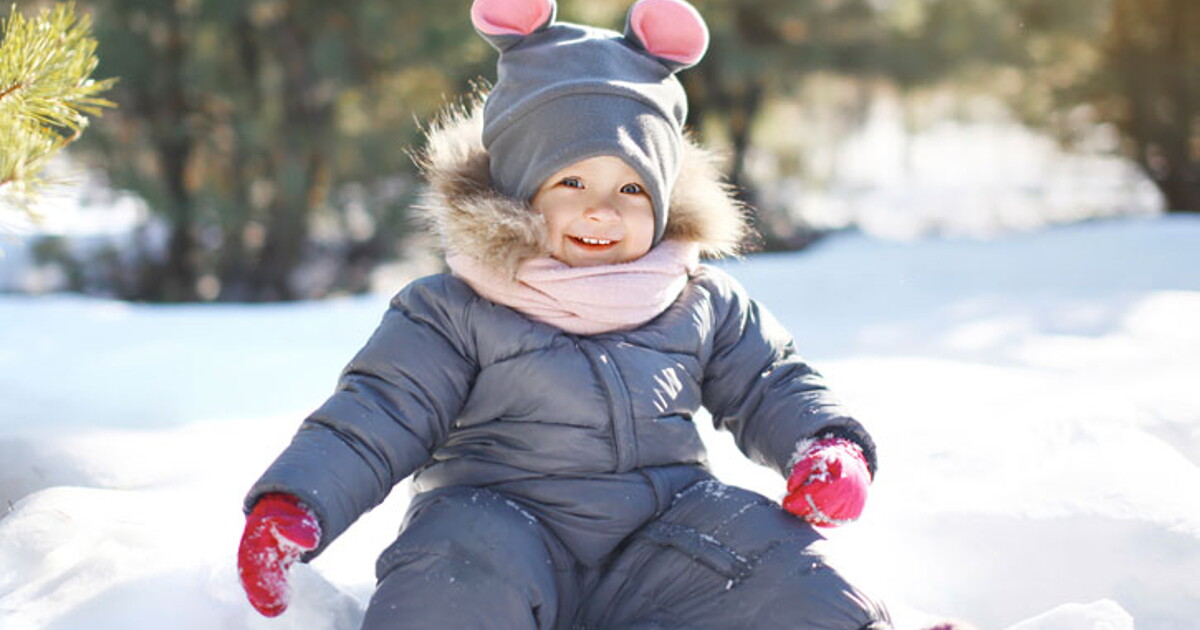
[629, 0, 709, 66]
[471, 0, 554, 36]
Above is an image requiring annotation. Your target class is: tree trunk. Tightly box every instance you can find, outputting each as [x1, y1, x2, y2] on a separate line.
[1152, 168, 1200, 212]
[144, 9, 198, 301]
[246, 12, 333, 301]
[1112, 0, 1199, 213]
[254, 194, 305, 301]
[727, 80, 763, 196]
[1162, 0, 1198, 212]
[215, 14, 265, 301]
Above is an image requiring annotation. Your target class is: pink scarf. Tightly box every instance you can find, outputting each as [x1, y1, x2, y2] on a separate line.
[447, 240, 700, 335]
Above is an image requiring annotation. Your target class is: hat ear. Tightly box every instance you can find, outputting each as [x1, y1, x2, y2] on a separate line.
[472, 0, 556, 44]
[625, 0, 709, 70]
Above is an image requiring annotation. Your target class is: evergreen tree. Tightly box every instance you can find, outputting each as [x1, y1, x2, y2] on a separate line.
[1093, 0, 1199, 212]
[0, 2, 114, 208]
[74, 0, 489, 302]
[921, 0, 1199, 213]
[679, 0, 890, 249]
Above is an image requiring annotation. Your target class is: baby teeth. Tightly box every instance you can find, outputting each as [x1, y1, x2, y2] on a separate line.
[579, 237, 613, 245]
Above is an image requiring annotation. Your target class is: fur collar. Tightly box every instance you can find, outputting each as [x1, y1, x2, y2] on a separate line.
[412, 98, 749, 277]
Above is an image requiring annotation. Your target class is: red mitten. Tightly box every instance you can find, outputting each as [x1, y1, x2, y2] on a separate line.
[783, 437, 871, 528]
[237, 493, 321, 617]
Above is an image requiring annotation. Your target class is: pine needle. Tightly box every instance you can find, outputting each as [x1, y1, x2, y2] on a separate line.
[0, 2, 116, 208]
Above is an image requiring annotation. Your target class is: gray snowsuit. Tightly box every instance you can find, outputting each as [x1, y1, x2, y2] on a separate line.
[245, 106, 891, 629]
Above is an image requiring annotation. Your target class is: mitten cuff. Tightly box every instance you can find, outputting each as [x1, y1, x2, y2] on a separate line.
[248, 492, 322, 551]
[787, 432, 874, 479]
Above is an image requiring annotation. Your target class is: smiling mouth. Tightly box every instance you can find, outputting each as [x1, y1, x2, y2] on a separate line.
[570, 235, 618, 248]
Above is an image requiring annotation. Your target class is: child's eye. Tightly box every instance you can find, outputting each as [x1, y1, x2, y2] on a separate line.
[559, 177, 583, 189]
[620, 183, 644, 194]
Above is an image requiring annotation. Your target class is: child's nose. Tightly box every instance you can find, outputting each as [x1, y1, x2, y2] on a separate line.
[580, 205, 619, 222]
[583, 200, 621, 222]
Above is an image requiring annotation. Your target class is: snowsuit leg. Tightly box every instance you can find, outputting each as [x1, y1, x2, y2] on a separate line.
[362, 486, 581, 630]
[577, 479, 892, 630]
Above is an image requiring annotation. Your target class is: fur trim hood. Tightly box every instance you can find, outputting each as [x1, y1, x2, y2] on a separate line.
[413, 99, 749, 277]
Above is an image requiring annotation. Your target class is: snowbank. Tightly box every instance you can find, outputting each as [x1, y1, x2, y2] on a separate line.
[3, 215, 1198, 629]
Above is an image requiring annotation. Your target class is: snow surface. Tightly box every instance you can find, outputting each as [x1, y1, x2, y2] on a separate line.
[2, 215, 1198, 629]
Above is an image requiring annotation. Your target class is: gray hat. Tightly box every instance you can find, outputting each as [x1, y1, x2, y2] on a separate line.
[473, 0, 708, 245]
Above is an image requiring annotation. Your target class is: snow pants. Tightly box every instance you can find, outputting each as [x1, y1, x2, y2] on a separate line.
[362, 479, 891, 630]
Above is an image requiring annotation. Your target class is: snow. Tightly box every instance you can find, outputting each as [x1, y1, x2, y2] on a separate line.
[2, 215, 1199, 629]
[1004, 601, 1134, 630]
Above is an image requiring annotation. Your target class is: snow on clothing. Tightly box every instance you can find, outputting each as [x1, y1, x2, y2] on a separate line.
[363, 482, 890, 629]
[244, 105, 890, 628]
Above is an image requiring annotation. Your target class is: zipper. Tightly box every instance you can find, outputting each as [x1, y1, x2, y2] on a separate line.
[578, 339, 638, 472]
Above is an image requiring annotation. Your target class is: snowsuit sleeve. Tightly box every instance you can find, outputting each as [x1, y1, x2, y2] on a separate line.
[245, 275, 479, 557]
[698, 267, 878, 478]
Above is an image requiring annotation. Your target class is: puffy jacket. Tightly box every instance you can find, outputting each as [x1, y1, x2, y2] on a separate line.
[245, 101, 878, 565]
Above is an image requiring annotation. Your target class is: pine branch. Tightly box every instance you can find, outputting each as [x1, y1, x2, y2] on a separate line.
[0, 80, 19, 101]
[0, 2, 116, 207]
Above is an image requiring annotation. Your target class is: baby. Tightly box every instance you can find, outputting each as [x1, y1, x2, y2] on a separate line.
[237, 0, 892, 628]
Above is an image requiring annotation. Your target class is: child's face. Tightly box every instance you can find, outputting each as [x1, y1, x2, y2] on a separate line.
[531, 155, 656, 267]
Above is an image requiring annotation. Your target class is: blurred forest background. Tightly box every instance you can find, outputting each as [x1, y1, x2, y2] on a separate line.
[1, 0, 1197, 302]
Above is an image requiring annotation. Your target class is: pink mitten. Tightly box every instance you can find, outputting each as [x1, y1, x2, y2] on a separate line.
[471, 0, 554, 36]
[783, 437, 871, 527]
[237, 493, 321, 617]
[628, 0, 709, 65]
